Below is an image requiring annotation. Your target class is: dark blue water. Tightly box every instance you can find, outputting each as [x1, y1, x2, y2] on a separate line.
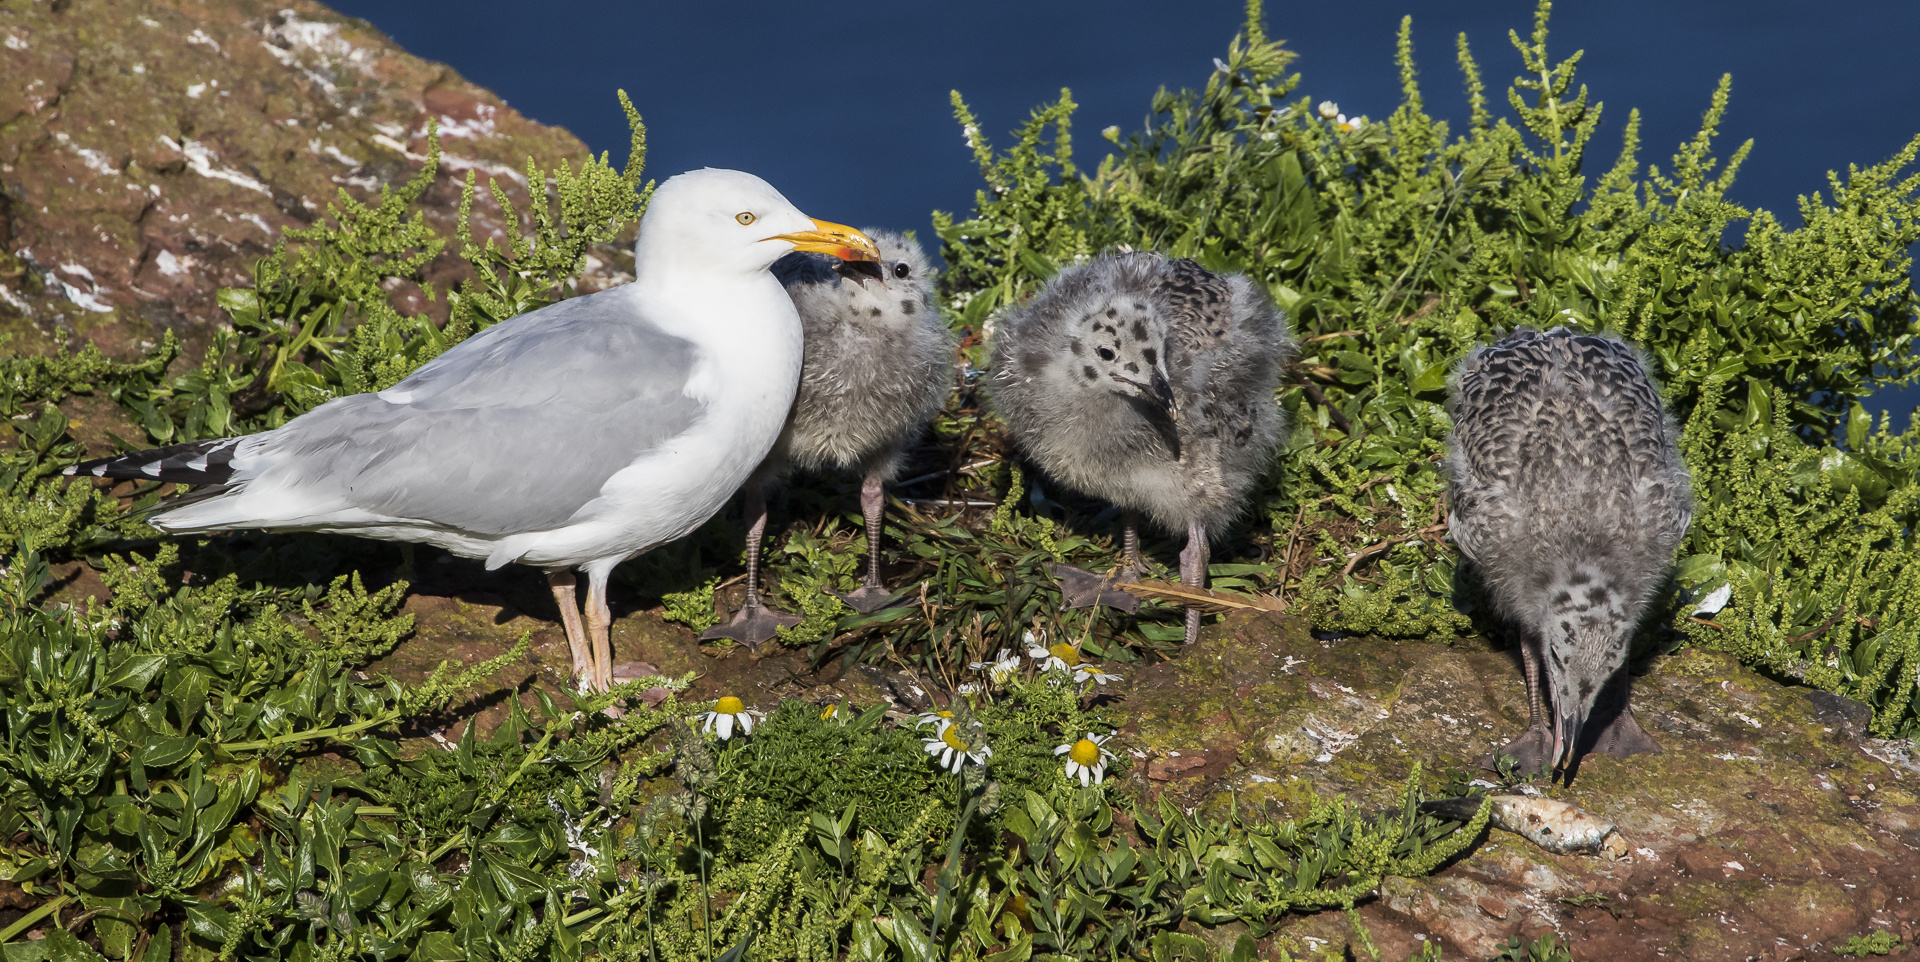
[327, 0, 1920, 423]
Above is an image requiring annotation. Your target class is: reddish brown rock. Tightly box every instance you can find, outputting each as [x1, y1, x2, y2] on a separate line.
[1147, 753, 1211, 781]
[0, 0, 632, 358]
[1110, 611, 1920, 960]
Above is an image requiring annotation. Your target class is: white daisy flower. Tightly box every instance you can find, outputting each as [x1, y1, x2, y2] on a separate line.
[924, 723, 992, 773]
[914, 708, 958, 730]
[969, 648, 1022, 685]
[1318, 100, 1340, 120]
[1074, 663, 1123, 686]
[699, 696, 760, 741]
[956, 682, 982, 695]
[1055, 733, 1116, 786]
[1337, 113, 1365, 132]
[1027, 640, 1120, 685]
[1027, 638, 1074, 672]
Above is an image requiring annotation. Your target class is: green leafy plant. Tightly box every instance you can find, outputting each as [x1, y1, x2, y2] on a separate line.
[7, 2, 1920, 958]
[932, 0, 1920, 731]
[1834, 929, 1905, 957]
[1485, 932, 1575, 962]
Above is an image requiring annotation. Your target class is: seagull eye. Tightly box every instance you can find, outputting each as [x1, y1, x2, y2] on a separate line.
[735, 211, 757, 226]
[1096, 347, 1116, 361]
[892, 262, 911, 279]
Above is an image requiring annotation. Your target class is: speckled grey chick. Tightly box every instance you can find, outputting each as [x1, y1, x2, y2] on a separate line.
[990, 254, 1292, 645]
[1445, 327, 1693, 778]
[701, 229, 952, 648]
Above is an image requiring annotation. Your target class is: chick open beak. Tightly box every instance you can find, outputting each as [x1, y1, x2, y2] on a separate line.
[834, 259, 888, 287]
[770, 219, 881, 262]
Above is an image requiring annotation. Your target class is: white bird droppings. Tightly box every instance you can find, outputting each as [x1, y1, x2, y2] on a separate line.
[161, 136, 272, 195]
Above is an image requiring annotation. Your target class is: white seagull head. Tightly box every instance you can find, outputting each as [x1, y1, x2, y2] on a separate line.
[636, 168, 879, 277]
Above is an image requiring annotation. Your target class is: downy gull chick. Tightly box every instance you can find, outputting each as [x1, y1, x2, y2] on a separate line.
[701, 229, 952, 647]
[68, 168, 881, 692]
[1445, 326, 1692, 776]
[989, 253, 1292, 645]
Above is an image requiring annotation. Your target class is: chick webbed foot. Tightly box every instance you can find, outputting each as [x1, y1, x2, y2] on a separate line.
[1047, 563, 1141, 612]
[1588, 705, 1662, 758]
[837, 584, 912, 614]
[1482, 723, 1556, 777]
[699, 602, 802, 650]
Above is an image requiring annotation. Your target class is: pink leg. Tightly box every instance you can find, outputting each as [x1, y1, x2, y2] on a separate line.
[585, 569, 613, 693]
[547, 571, 591, 689]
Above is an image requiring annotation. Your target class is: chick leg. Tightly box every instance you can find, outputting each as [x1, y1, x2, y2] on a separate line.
[838, 470, 906, 613]
[700, 485, 802, 650]
[546, 570, 592, 690]
[1121, 510, 1144, 572]
[1178, 519, 1209, 645]
[1488, 629, 1556, 775]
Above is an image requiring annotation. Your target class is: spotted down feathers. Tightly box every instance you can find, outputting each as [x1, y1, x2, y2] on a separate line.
[988, 253, 1293, 534]
[760, 229, 952, 484]
[1445, 327, 1693, 731]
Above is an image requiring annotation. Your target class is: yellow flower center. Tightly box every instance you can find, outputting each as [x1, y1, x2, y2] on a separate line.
[1048, 643, 1082, 666]
[1068, 739, 1102, 767]
[820, 704, 838, 719]
[715, 696, 744, 715]
[935, 709, 954, 718]
[940, 727, 970, 752]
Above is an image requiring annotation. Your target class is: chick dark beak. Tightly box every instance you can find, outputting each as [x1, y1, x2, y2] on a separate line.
[1108, 370, 1178, 419]
[1553, 709, 1581, 775]
[1150, 368, 1177, 418]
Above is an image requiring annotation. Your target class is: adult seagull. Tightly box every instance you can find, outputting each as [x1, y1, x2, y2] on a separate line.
[68, 168, 881, 693]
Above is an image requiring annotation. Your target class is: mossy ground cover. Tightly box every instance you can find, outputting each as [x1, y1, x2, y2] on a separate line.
[3, 1, 1918, 959]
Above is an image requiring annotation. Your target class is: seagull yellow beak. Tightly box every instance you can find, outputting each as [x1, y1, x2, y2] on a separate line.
[770, 219, 881, 262]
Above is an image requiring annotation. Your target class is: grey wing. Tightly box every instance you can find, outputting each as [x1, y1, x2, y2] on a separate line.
[1441, 441, 1495, 565]
[1567, 331, 1696, 549]
[251, 288, 705, 534]
[1443, 335, 1547, 564]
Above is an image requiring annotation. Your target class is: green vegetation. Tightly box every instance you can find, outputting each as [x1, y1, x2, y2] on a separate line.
[1483, 933, 1574, 962]
[3, 0, 1918, 958]
[1834, 929, 1906, 957]
[935, 0, 1920, 733]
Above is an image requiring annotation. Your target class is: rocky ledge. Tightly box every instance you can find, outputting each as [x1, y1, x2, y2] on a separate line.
[0, 0, 627, 357]
[1109, 611, 1920, 960]
[336, 561, 1920, 960]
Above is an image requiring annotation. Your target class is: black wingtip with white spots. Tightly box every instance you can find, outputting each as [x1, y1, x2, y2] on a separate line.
[69, 437, 246, 486]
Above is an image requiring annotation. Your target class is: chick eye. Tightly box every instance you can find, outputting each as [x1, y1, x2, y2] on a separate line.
[735, 211, 757, 226]
[1096, 346, 1116, 361]
[892, 262, 911, 279]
